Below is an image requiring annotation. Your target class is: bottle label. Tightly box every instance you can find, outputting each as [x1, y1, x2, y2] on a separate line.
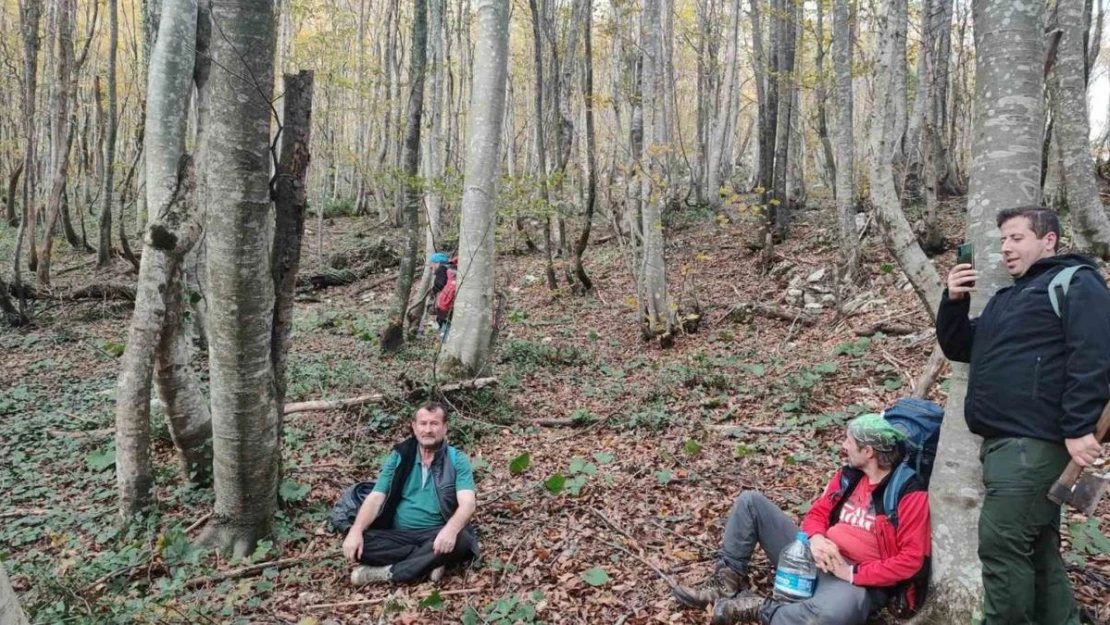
[773, 570, 816, 597]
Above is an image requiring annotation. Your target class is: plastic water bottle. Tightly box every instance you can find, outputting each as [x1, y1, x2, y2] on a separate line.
[772, 531, 818, 602]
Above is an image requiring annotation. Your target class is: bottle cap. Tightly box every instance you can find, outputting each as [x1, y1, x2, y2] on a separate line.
[796, 531, 809, 545]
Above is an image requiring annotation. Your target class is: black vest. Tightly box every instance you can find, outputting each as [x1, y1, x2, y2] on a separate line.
[371, 437, 461, 530]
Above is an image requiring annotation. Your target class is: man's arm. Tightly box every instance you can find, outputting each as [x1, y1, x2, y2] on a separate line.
[433, 490, 476, 553]
[851, 491, 929, 587]
[433, 451, 478, 554]
[936, 291, 975, 363]
[800, 470, 843, 539]
[342, 452, 399, 561]
[1061, 271, 1110, 464]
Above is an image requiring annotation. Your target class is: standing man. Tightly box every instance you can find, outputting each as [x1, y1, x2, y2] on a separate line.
[937, 207, 1110, 624]
[341, 402, 478, 584]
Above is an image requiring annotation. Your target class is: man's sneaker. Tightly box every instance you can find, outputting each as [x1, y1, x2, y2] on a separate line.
[671, 564, 746, 609]
[711, 592, 766, 625]
[350, 565, 392, 586]
[429, 566, 445, 582]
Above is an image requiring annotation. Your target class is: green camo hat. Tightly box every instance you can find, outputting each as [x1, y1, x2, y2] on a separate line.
[847, 413, 906, 452]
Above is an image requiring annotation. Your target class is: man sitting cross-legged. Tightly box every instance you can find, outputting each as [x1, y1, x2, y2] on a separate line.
[341, 401, 478, 584]
[672, 414, 931, 625]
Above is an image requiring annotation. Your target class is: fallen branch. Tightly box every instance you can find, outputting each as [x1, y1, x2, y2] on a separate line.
[854, 322, 918, 337]
[47, 427, 113, 439]
[0, 508, 51, 519]
[9, 283, 136, 301]
[711, 424, 787, 436]
[284, 377, 498, 415]
[594, 537, 676, 587]
[912, 345, 947, 398]
[304, 588, 479, 611]
[185, 513, 212, 534]
[185, 552, 331, 590]
[724, 294, 818, 327]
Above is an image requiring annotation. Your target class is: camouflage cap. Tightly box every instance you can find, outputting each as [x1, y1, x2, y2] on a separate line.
[847, 413, 906, 452]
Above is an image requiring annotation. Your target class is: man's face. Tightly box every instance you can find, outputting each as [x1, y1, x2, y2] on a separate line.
[1000, 217, 1056, 278]
[842, 433, 871, 470]
[412, 408, 447, 449]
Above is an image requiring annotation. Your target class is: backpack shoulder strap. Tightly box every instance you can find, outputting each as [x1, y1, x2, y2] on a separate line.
[880, 465, 918, 528]
[1048, 265, 1092, 318]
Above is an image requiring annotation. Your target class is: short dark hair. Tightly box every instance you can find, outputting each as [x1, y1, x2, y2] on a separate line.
[996, 207, 1061, 252]
[874, 444, 905, 470]
[415, 401, 448, 422]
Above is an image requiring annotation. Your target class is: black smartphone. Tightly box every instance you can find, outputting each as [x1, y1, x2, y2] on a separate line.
[956, 243, 975, 287]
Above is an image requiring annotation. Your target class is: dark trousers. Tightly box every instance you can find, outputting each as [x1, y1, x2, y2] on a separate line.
[359, 525, 477, 582]
[979, 437, 1079, 625]
[721, 491, 884, 625]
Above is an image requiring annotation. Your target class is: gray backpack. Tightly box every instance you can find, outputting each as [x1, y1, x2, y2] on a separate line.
[1048, 265, 1105, 318]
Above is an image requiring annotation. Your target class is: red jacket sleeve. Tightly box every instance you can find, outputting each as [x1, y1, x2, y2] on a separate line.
[853, 490, 931, 587]
[801, 470, 844, 538]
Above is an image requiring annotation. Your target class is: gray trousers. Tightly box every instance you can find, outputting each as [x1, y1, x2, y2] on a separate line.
[720, 491, 884, 625]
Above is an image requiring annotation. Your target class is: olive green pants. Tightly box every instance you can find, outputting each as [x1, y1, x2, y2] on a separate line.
[978, 437, 1079, 625]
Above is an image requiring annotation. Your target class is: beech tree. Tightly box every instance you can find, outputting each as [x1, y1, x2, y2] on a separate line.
[921, 0, 1046, 619]
[438, 0, 510, 379]
[198, 0, 280, 555]
[0, 562, 28, 625]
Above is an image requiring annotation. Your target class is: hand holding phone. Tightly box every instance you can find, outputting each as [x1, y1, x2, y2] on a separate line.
[948, 242, 978, 300]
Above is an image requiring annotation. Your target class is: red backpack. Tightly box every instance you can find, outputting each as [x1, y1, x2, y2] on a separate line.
[436, 267, 457, 314]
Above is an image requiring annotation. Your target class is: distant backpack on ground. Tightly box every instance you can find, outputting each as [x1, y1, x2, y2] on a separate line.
[329, 481, 375, 533]
[436, 267, 458, 315]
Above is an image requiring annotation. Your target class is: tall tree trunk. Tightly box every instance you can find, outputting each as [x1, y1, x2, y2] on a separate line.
[381, 0, 428, 353]
[869, 0, 944, 320]
[98, 0, 119, 267]
[572, 0, 596, 294]
[834, 0, 859, 283]
[708, 0, 740, 212]
[437, 0, 509, 379]
[770, 0, 797, 235]
[198, 0, 279, 557]
[528, 0, 558, 290]
[639, 0, 673, 342]
[410, 0, 447, 336]
[272, 71, 314, 408]
[922, 1, 1045, 620]
[814, 0, 837, 188]
[0, 563, 29, 625]
[1049, 0, 1110, 259]
[153, 0, 213, 485]
[750, 0, 771, 193]
[5, 164, 21, 227]
[15, 0, 43, 317]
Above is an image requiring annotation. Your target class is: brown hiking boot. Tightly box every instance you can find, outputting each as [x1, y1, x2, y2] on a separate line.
[711, 592, 766, 625]
[671, 564, 746, 609]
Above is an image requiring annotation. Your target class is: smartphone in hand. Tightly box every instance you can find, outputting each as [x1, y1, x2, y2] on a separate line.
[956, 243, 975, 287]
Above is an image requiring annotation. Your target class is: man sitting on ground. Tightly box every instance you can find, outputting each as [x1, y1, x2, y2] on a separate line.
[341, 402, 478, 584]
[672, 414, 930, 625]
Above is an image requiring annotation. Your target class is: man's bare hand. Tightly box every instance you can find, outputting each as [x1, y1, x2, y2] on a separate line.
[342, 530, 364, 562]
[433, 527, 458, 554]
[1065, 434, 1102, 468]
[808, 535, 843, 573]
[947, 264, 979, 301]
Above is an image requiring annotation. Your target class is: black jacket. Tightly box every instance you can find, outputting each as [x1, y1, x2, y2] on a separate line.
[936, 254, 1110, 442]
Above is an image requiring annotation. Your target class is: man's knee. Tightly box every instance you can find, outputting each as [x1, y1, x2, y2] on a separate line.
[732, 490, 771, 514]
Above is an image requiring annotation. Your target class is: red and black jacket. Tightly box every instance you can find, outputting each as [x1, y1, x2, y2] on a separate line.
[801, 465, 931, 616]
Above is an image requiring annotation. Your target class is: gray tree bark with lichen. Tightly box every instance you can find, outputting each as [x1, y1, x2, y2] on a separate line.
[914, 0, 1045, 621]
[0, 562, 28, 625]
[198, 0, 280, 556]
[437, 0, 509, 380]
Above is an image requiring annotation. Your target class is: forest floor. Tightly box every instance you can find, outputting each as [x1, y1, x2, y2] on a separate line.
[1, 197, 1108, 624]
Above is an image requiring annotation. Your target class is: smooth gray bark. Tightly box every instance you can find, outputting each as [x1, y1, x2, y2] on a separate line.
[639, 0, 672, 341]
[921, 1, 1045, 621]
[0, 563, 29, 625]
[528, 0, 558, 290]
[833, 0, 859, 283]
[438, 0, 509, 379]
[869, 0, 944, 320]
[1049, 0, 1110, 259]
[381, 0, 428, 353]
[98, 0, 119, 267]
[198, 0, 279, 557]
